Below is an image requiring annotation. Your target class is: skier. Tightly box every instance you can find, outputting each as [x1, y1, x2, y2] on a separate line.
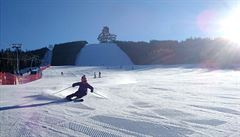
[66, 75, 94, 101]
[98, 71, 101, 78]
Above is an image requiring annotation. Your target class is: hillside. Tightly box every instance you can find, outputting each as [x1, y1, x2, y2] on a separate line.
[75, 43, 133, 66]
[115, 38, 240, 67]
[49, 38, 240, 67]
[51, 41, 87, 66]
[0, 47, 50, 73]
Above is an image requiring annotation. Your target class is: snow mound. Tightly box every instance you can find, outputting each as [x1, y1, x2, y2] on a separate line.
[75, 43, 133, 66]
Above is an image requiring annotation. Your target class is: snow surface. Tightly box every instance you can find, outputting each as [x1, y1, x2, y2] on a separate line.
[75, 43, 133, 66]
[0, 65, 240, 137]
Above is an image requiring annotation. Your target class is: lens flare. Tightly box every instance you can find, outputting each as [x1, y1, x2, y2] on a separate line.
[220, 7, 240, 45]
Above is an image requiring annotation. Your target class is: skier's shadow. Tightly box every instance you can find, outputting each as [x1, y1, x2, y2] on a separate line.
[0, 96, 67, 111]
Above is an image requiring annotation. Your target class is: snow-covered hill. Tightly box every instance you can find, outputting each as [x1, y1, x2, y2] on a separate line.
[75, 43, 133, 66]
[0, 65, 240, 137]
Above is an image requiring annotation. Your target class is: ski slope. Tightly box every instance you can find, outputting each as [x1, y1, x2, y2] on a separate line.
[75, 43, 133, 66]
[0, 65, 240, 137]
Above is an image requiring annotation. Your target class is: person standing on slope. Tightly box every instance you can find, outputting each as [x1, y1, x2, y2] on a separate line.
[66, 75, 94, 101]
[94, 72, 97, 78]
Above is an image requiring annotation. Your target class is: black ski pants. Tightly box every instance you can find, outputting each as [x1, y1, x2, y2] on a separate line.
[66, 91, 86, 100]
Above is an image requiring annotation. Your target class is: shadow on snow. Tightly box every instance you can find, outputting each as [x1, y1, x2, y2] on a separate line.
[0, 99, 67, 111]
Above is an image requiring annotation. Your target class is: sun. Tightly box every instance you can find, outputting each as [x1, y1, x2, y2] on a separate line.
[219, 7, 240, 45]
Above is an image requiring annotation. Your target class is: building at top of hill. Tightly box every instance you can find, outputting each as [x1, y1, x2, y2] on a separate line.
[97, 26, 117, 43]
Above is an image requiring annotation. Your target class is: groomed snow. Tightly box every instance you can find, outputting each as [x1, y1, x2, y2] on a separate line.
[0, 65, 240, 137]
[75, 43, 133, 66]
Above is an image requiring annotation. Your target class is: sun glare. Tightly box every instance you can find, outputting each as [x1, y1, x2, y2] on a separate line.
[220, 7, 240, 45]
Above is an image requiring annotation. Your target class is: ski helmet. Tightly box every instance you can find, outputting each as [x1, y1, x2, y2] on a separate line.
[81, 75, 87, 82]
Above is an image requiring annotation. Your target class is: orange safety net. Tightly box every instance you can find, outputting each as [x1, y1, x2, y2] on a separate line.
[0, 65, 49, 85]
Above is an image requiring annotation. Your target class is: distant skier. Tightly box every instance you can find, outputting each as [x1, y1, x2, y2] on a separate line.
[66, 75, 94, 101]
[98, 71, 101, 78]
[94, 72, 97, 78]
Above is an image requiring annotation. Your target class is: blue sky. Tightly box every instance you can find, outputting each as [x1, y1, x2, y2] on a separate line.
[0, 0, 237, 50]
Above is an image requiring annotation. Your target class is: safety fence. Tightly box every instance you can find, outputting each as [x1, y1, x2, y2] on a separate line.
[0, 65, 50, 85]
[40, 65, 50, 71]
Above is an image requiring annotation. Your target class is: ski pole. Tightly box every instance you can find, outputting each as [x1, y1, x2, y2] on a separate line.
[52, 86, 72, 95]
[92, 92, 107, 99]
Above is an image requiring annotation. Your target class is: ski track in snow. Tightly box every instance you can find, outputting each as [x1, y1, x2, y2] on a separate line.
[1, 65, 240, 137]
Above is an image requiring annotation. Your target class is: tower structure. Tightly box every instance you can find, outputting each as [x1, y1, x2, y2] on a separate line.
[97, 26, 117, 43]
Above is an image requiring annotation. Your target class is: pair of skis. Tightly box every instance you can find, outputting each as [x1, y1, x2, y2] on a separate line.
[66, 97, 84, 102]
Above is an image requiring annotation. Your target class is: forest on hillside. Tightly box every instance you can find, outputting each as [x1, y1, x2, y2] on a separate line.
[0, 47, 50, 73]
[115, 38, 240, 67]
[2, 37, 239, 72]
[51, 41, 87, 66]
